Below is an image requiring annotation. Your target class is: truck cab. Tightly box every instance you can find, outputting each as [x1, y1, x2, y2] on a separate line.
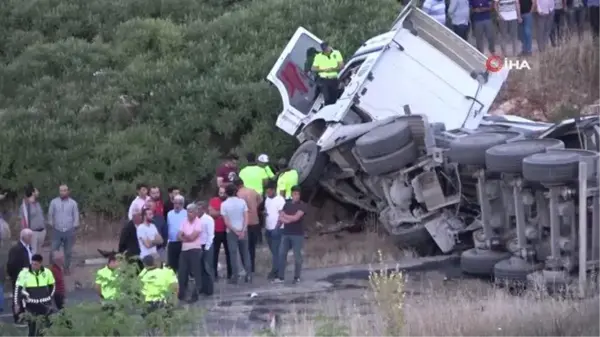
[266, 1, 510, 144]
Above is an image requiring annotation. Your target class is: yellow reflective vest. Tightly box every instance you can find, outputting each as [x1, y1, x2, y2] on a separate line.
[312, 50, 343, 79]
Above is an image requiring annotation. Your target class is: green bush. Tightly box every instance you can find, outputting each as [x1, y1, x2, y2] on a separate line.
[0, 0, 400, 215]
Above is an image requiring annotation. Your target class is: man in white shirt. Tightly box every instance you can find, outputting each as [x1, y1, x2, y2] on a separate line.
[137, 207, 163, 259]
[128, 183, 150, 221]
[535, 0, 556, 52]
[264, 182, 286, 280]
[495, 0, 521, 56]
[197, 201, 215, 296]
[448, 0, 471, 40]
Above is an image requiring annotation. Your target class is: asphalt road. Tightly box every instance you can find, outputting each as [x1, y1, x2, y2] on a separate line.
[1, 255, 469, 335]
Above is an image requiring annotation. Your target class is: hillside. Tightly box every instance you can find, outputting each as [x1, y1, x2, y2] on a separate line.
[0, 0, 400, 214]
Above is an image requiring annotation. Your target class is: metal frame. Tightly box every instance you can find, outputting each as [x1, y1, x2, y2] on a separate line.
[577, 155, 600, 298]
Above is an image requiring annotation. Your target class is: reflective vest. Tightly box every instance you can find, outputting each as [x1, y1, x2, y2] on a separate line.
[239, 165, 273, 195]
[277, 169, 299, 199]
[15, 267, 55, 305]
[139, 267, 176, 302]
[312, 50, 343, 79]
[95, 266, 118, 300]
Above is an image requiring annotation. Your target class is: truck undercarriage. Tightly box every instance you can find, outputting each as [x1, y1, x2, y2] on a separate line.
[266, 1, 600, 291]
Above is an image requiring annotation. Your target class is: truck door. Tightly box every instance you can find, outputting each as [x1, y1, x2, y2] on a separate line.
[266, 27, 323, 136]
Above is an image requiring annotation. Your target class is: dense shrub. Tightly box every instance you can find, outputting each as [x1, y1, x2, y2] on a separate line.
[0, 0, 400, 215]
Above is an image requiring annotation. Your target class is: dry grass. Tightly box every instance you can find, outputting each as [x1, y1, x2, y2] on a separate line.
[496, 36, 599, 121]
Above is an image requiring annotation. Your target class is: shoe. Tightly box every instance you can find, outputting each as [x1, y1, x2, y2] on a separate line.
[187, 296, 199, 304]
[245, 275, 253, 284]
[227, 278, 238, 285]
[293, 277, 300, 284]
[14, 321, 27, 328]
[271, 278, 284, 284]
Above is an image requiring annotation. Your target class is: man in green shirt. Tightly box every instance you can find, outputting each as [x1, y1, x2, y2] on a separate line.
[276, 159, 299, 200]
[239, 153, 273, 196]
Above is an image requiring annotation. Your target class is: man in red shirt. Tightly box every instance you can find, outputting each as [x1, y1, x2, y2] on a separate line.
[50, 250, 66, 310]
[216, 154, 239, 188]
[208, 187, 232, 281]
[149, 186, 165, 217]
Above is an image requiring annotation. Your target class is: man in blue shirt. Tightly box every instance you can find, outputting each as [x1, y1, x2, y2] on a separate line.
[166, 195, 187, 273]
[470, 0, 497, 54]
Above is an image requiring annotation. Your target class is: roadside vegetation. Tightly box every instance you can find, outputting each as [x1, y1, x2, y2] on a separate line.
[0, 0, 400, 215]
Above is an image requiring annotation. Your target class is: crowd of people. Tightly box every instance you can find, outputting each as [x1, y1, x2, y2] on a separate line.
[421, 0, 599, 56]
[0, 152, 303, 336]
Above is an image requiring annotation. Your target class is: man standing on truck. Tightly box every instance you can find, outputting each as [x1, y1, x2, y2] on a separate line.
[311, 42, 344, 106]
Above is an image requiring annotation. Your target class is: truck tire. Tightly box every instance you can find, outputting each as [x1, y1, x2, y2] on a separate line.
[390, 225, 437, 256]
[360, 140, 418, 176]
[548, 149, 599, 181]
[447, 131, 522, 166]
[460, 248, 511, 277]
[494, 257, 543, 285]
[485, 139, 565, 174]
[522, 151, 581, 184]
[355, 120, 412, 159]
[289, 140, 327, 188]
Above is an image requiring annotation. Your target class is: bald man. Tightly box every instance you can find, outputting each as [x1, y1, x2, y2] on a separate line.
[7, 229, 33, 324]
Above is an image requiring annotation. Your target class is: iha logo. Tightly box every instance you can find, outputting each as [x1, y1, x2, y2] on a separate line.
[485, 55, 531, 73]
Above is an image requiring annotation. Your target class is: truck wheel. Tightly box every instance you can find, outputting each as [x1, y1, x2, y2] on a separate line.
[522, 151, 581, 184]
[360, 140, 418, 176]
[447, 131, 522, 166]
[485, 139, 565, 174]
[460, 248, 511, 277]
[494, 257, 543, 286]
[289, 140, 327, 188]
[548, 149, 599, 181]
[355, 120, 412, 159]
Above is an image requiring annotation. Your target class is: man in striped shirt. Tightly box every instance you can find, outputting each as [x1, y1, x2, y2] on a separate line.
[422, 0, 447, 25]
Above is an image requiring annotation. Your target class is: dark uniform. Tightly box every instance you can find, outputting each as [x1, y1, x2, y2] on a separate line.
[15, 266, 55, 336]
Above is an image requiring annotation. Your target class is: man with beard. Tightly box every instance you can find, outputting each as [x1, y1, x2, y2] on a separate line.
[208, 187, 232, 281]
[216, 154, 239, 188]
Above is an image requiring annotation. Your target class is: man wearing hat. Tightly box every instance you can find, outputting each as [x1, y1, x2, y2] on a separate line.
[311, 42, 344, 105]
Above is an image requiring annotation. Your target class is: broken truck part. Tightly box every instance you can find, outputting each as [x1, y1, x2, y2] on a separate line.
[266, 1, 600, 291]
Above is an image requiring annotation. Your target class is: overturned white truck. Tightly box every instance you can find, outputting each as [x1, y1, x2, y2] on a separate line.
[266, 2, 600, 286]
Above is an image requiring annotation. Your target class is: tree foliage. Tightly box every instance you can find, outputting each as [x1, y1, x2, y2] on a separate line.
[0, 0, 400, 215]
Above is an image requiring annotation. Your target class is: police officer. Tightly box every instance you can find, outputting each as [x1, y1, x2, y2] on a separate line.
[311, 42, 344, 105]
[95, 254, 119, 308]
[14, 254, 55, 337]
[139, 255, 178, 317]
[275, 159, 299, 200]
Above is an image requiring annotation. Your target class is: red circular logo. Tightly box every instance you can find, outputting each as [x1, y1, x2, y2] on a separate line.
[485, 55, 503, 73]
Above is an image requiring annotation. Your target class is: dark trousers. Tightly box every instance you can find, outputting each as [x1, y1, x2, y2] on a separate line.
[26, 305, 51, 337]
[200, 246, 214, 295]
[277, 234, 304, 280]
[177, 249, 203, 300]
[167, 241, 182, 273]
[212, 232, 232, 279]
[53, 293, 65, 310]
[265, 228, 282, 277]
[452, 24, 470, 41]
[591, 6, 600, 40]
[550, 9, 566, 46]
[317, 77, 340, 105]
[10, 277, 20, 323]
[247, 225, 262, 273]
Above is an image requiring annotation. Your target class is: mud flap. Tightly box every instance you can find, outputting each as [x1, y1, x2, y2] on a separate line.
[424, 216, 457, 253]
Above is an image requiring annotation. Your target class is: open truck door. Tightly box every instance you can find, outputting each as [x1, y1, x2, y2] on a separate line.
[382, 1, 509, 130]
[266, 27, 323, 136]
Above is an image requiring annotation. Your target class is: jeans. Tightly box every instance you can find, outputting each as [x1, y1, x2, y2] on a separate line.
[226, 231, 251, 279]
[200, 246, 214, 295]
[50, 228, 75, 270]
[452, 24, 470, 41]
[212, 232, 232, 279]
[0, 283, 3, 313]
[177, 248, 203, 300]
[167, 241, 182, 273]
[247, 225, 262, 273]
[278, 234, 304, 280]
[519, 12, 534, 54]
[265, 228, 282, 276]
[472, 19, 496, 53]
